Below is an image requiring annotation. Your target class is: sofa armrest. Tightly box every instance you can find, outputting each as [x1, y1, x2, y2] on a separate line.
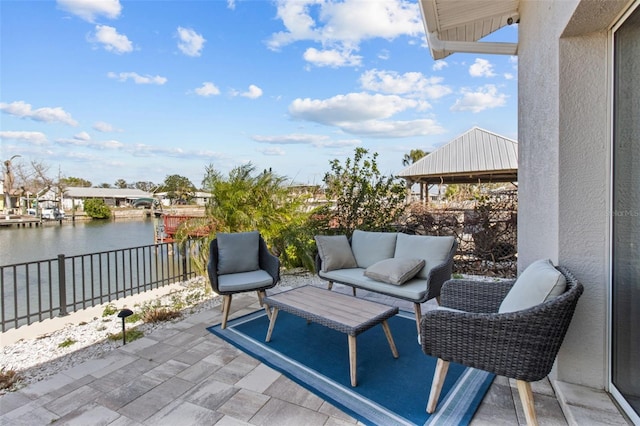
[424, 239, 458, 301]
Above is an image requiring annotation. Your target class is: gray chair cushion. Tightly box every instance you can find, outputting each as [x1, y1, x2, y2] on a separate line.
[499, 259, 567, 313]
[218, 269, 274, 292]
[364, 258, 426, 285]
[351, 230, 397, 268]
[394, 233, 455, 279]
[315, 235, 357, 272]
[217, 231, 260, 275]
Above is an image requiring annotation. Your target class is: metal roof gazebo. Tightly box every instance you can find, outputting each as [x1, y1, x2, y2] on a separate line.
[398, 127, 518, 187]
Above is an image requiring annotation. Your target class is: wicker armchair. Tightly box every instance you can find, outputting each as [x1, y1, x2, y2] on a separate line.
[421, 266, 583, 426]
[207, 232, 280, 329]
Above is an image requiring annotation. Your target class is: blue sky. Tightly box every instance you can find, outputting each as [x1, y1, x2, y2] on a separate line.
[1, 0, 518, 188]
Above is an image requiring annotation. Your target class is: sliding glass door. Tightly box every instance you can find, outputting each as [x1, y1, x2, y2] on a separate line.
[611, 2, 640, 422]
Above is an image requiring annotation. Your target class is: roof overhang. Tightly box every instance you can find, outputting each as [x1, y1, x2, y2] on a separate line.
[418, 0, 519, 60]
[405, 170, 517, 185]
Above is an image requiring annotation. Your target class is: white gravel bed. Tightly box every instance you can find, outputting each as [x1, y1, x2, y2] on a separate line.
[1, 270, 320, 394]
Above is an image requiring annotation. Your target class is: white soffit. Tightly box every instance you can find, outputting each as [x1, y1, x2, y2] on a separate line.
[419, 0, 520, 60]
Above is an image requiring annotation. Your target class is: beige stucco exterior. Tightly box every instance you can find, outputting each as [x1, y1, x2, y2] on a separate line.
[518, 0, 632, 390]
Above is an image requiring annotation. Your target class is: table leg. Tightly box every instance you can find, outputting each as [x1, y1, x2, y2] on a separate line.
[348, 335, 357, 387]
[265, 307, 279, 342]
[381, 320, 399, 358]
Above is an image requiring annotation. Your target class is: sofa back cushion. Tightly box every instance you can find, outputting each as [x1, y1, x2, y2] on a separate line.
[499, 259, 567, 313]
[351, 230, 397, 268]
[315, 235, 358, 272]
[394, 233, 455, 279]
[217, 231, 260, 275]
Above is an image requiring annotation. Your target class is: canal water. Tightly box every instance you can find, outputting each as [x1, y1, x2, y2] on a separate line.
[0, 219, 158, 265]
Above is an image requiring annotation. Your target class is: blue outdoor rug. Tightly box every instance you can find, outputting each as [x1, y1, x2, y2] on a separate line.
[208, 309, 494, 426]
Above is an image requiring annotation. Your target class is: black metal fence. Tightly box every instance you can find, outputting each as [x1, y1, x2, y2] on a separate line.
[0, 241, 197, 332]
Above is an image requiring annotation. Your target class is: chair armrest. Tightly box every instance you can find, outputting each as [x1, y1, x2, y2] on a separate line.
[440, 279, 514, 313]
[315, 253, 322, 274]
[258, 236, 280, 283]
[207, 239, 220, 292]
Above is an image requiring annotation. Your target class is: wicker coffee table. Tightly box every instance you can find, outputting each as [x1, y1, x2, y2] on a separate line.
[263, 285, 399, 386]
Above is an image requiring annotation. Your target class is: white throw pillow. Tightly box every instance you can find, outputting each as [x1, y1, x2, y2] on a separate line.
[393, 233, 455, 279]
[499, 259, 567, 313]
[364, 258, 425, 285]
[351, 230, 397, 268]
[315, 235, 358, 272]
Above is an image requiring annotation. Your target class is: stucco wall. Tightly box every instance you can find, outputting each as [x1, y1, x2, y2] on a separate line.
[518, 0, 629, 389]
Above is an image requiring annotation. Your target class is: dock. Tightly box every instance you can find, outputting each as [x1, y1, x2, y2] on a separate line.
[0, 214, 42, 227]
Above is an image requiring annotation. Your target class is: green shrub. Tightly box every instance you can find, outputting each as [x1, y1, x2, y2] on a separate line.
[84, 198, 111, 219]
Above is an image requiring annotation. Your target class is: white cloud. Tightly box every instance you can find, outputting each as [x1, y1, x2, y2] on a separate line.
[56, 138, 124, 149]
[469, 58, 496, 77]
[377, 49, 390, 60]
[108, 72, 167, 85]
[268, 0, 422, 67]
[359, 69, 451, 99]
[451, 84, 507, 113]
[0, 131, 48, 145]
[0, 101, 78, 126]
[176, 27, 206, 57]
[290, 92, 417, 125]
[195, 82, 221, 97]
[288, 92, 445, 138]
[227, 0, 236, 10]
[92, 25, 133, 54]
[303, 47, 362, 68]
[258, 146, 286, 156]
[253, 134, 329, 145]
[253, 133, 361, 148]
[241, 85, 263, 99]
[432, 60, 448, 71]
[504, 73, 514, 80]
[338, 118, 444, 138]
[74, 131, 91, 141]
[93, 121, 115, 132]
[57, 0, 121, 22]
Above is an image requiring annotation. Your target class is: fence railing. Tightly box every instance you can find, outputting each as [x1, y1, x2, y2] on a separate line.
[0, 240, 197, 332]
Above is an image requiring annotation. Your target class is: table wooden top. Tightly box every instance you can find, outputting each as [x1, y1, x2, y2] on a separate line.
[263, 286, 398, 335]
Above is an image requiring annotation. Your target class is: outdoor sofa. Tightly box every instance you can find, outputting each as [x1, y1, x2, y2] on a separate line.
[315, 230, 457, 335]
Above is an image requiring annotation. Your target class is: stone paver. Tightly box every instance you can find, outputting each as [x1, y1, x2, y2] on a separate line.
[0, 285, 625, 425]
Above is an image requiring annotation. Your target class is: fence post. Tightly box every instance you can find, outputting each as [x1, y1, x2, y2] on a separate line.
[182, 244, 188, 281]
[58, 254, 68, 316]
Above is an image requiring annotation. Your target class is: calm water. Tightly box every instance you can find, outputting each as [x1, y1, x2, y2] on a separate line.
[0, 219, 157, 265]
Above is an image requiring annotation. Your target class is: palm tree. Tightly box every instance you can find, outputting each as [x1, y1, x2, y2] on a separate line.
[402, 149, 429, 202]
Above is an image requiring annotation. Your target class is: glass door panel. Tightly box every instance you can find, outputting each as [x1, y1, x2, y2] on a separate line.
[612, 4, 640, 420]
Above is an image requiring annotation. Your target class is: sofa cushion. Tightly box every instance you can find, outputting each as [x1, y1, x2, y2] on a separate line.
[217, 231, 260, 275]
[315, 235, 358, 272]
[351, 230, 397, 268]
[364, 258, 425, 285]
[319, 268, 429, 301]
[499, 259, 567, 313]
[394, 233, 455, 279]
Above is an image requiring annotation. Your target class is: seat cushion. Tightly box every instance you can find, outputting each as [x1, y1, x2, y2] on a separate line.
[315, 235, 358, 272]
[394, 233, 455, 279]
[499, 259, 567, 313]
[217, 231, 260, 275]
[351, 230, 397, 268]
[218, 269, 274, 292]
[364, 258, 425, 285]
